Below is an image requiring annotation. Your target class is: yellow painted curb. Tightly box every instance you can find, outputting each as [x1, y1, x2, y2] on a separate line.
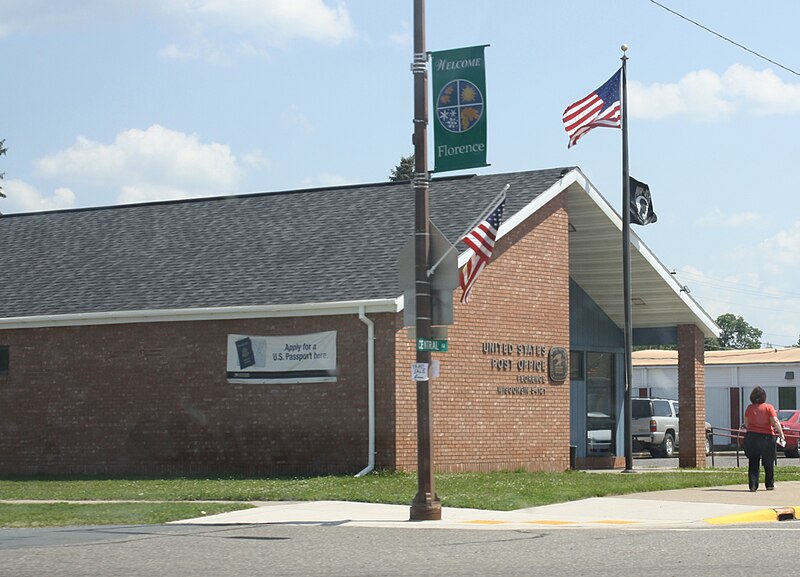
[705, 507, 796, 525]
[462, 520, 510, 525]
[524, 520, 577, 525]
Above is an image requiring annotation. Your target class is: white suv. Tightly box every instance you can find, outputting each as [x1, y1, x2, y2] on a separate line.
[632, 398, 711, 457]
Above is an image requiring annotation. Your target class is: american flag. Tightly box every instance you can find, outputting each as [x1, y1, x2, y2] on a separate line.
[563, 68, 622, 148]
[460, 197, 506, 304]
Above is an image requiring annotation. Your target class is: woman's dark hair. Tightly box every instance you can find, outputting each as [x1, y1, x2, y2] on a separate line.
[750, 386, 767, 404]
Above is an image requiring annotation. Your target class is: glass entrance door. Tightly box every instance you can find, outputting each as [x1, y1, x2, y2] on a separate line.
[586, 352, 615, 455]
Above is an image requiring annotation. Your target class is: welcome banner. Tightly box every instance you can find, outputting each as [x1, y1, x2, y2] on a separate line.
[431, 45, 488, 173]
[226, 331, 337, 384]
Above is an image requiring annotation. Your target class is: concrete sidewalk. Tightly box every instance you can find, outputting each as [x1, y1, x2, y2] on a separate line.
[172, 481, 800, 530]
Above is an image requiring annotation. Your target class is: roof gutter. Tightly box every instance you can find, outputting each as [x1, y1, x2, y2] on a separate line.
[0, 298, 402, 329]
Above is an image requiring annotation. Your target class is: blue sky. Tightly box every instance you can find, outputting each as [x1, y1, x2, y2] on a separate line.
[2, 1, 799, 346]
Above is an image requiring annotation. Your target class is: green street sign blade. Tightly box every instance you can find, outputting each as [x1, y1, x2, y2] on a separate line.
[416, 338, 449, 352]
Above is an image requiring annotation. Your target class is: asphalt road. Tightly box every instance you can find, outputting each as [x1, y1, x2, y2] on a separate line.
[2, 523, 799, 577]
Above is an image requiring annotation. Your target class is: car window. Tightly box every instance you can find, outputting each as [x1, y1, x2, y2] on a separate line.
[671, 402, 679, 417]
[653, 400, 672, 417]
[777, 410, 794, 421]
[632, 400, 650, 419]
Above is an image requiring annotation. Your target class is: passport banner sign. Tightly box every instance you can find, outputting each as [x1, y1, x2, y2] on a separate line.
[226, 331, 337, 384]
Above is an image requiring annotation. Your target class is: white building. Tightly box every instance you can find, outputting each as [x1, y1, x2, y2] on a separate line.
[633, 348, 800, 442]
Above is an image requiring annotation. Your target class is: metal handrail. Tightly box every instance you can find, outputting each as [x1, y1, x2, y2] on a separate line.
[707, 426, 799, 467]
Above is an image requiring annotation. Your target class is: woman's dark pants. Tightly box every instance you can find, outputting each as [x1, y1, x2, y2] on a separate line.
[743, 432, 776, 490]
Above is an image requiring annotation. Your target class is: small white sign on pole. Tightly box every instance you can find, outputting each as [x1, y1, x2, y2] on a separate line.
[411, 363, 429, 381]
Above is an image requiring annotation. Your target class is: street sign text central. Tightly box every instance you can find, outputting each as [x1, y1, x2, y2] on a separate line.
[416, 338, 448, 352]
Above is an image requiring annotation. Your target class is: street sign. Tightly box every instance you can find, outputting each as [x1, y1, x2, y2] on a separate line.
[416, 338, 449, 352]
[398, 221, 458, 328]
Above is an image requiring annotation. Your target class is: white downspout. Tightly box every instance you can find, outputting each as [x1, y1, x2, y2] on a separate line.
[355, 305, 375, 477]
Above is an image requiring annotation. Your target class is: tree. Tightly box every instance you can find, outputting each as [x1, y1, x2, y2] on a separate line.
[0, 139, 6, 199]
[389, 154, 414, 181]
[706, 313, 763, 350]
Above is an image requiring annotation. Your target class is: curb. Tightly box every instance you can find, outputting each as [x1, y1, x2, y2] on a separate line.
[705, 506, 798, 525]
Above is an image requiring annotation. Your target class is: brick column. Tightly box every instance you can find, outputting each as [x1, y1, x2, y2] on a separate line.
[677, 324, 706, 468]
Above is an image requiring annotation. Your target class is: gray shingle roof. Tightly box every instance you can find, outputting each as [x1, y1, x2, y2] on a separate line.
[0, 168, 572, 318]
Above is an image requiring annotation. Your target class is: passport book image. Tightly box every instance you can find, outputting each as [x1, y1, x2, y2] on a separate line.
[235, 337, 256, 369]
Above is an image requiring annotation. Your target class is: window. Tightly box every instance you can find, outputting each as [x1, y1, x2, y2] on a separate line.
[0, 346, 8, 374]
[632, 399, 651, 419]
[653, 400, 672, 417]
[569, 350, 584, 380]
[778, 387, 797, 410]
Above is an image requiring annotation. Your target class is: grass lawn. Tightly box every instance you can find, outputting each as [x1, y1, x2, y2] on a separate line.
[0, 502, 254, 528]
[2, 467, 798, 527]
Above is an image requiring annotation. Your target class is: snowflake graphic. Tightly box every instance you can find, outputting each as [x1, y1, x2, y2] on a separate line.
[438, 108, 460, 131]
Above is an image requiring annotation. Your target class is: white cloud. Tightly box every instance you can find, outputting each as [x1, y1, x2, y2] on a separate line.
[170, 0, 355, 46]
[674, 266, 738, 326]
[117, 184, 201, 205]
[629, 64, 800, 121]
[1, 0, 354, 59]
[675, 266, 798, 345]
[158, 43, 194, 61]
[696, 209, 764, 228]
[0, 179, 76, 212]
[155, 0, 355, 60]
[33, 125, 243, 204]
[301, 173, 353, 188]
[0, 0, 139, 36]
[725, 212, 763, 227]
[242, 150, 270, 170]
[723, 64, 800, 115]
[629, 69, 733, 121]
[388, 22, 411, 48]
[755, 220, 800, 273]
[281, 105, 313, 133]
[681, 220, 800, 345]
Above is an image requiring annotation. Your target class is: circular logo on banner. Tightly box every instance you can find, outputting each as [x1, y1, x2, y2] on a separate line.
[436, 79, 484, 133]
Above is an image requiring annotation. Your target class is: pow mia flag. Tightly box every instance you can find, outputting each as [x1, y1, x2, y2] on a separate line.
[629, 177, 657, 226]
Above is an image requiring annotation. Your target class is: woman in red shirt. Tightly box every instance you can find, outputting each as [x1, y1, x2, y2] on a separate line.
[743, 386, 786, 491]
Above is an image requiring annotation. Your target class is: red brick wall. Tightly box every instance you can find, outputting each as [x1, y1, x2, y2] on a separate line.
[393, 195, 572, 472]
[0, 195, 572, 477]
[0, 315, 379, 476]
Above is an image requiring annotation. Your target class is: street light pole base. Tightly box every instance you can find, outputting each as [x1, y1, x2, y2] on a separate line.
[410, 495, 442, 521]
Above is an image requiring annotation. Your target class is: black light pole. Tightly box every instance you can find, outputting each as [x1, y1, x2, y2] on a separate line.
[409, 0, 441, 521]
[621, 44, 635, 473]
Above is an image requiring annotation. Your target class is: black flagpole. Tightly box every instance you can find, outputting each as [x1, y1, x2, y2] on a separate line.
[621, 44, 635, 473]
